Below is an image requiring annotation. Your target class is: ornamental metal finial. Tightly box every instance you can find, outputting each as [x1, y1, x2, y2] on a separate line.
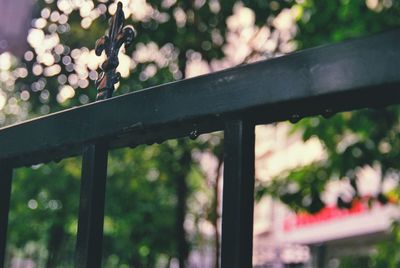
[94, 2, 136, 100]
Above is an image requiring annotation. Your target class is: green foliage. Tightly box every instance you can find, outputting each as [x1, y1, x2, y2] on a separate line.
[6, 0, 292, 266]
[255, 0, 400, 213]
[370, 221, 400, 268]
[8, 137, 219, 266]
[296, 0, 400, 49]
[254, 0, 400, 266]
[256, 163, 326, 213]
[5, 0, 400, 266]
[9, 159, 81, 267]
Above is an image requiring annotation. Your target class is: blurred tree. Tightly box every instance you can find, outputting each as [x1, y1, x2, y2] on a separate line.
[4, 0, 400, 267]
[256, 0, 400, 267]
[9, 159, 81, 267]
[3, 0, 297, 267]
[255, 0, 400, 211]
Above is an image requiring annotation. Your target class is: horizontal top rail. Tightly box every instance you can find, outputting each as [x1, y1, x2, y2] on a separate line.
[2, 29, 400, 167]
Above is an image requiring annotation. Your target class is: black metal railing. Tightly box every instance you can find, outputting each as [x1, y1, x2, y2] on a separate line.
[1, 18, 400, 268]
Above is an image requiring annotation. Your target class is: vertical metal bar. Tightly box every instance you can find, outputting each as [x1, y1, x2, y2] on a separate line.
[221, 120, 255, 268]
[0, 161, 12, 268]
[313, 244, 327, 268]
[75, 142, 108, 268]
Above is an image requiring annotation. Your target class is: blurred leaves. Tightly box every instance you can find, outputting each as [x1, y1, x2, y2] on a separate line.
[370, 220, 400, 268]
[259, 106, 400, 213]
[4, 0, 400, 266]
[255, 1, 400, 266]
[256, 0, 400, 212]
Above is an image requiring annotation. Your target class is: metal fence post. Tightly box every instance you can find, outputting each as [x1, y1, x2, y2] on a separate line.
[221, 120, 255, 268]
[75, 142, 108, 268]
[0, 161, 12, 268]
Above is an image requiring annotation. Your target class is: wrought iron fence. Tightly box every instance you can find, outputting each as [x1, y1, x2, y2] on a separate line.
[1, 3, 400, 267]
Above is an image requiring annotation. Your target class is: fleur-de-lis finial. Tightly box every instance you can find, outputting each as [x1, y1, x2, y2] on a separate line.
[94, 2, 136, 100]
